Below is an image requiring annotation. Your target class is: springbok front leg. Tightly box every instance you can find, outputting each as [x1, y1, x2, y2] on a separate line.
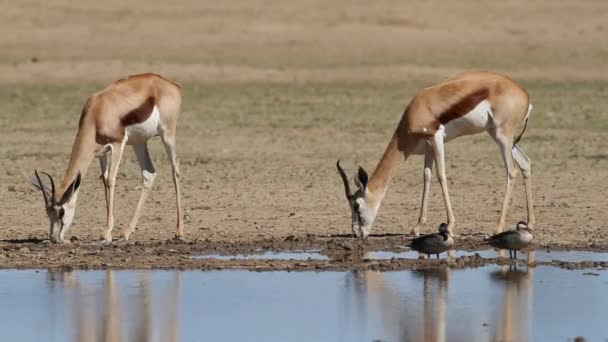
[429, 127, 456, 235]
[121, 144, 157, 240]
[99, 152, 110, 208]
[512, 144, 535, 228]
[411, 148, 434, 236]
[160, 129, 184, 239]
[100, 139, 127, 242]
[493, 132, 517, 233]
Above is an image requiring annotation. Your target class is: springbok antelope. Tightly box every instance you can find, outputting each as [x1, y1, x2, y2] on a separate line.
[337, 71, 535, 239]
[28, 73, 183, 243]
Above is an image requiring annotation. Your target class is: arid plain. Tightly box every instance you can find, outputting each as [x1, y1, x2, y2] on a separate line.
[1, 0, 607, 268]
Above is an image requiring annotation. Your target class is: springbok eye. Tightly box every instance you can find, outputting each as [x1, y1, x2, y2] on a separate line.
[59, 208, 65, 218]
[353, 202, 360, 211]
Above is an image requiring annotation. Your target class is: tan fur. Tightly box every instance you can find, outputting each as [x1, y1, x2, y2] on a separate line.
[366, 71, 534, 235]
[55, 73, 184, 241]
[401, 71, 529, 137]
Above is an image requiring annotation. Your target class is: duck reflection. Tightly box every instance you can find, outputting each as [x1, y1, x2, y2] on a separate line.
[46, 270, 182, 342]
[490, 262, 534, 342]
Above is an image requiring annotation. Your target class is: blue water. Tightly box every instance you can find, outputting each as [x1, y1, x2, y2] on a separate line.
[0, 266, 606, 341]
[364, 249, 608, 263]
[194, 249, 608, 263]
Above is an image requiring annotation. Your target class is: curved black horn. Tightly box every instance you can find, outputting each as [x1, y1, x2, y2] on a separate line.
[40, 171, 56, 203]
[336, 160, 352, 198]
[34, 170, 50, 207]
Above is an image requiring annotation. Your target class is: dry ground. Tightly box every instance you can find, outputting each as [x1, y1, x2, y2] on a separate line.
[1, 0, 607, 260]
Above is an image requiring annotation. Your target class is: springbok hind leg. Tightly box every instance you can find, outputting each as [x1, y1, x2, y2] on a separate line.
[512, 144, 535, 228]
[493, 133, 518, 234]
[160, 130, 184, 239]
[121, 144, 157, 241]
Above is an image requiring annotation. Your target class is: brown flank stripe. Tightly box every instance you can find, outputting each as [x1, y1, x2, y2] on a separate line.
[438, 87, 489, 125]
[121, 96, 156, 126]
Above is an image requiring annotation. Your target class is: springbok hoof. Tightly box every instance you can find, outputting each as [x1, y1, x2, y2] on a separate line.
[409, 224, 423, 237]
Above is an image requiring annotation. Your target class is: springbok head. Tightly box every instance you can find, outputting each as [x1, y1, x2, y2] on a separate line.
[336, 160, 379, 239]
[28, 170, 81, 243]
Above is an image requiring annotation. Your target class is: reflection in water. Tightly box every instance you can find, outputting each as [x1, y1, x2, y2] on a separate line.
[343, 268, 453, 342]
[416, 268, 449, 342]
[46, 270, 182, 342]
[491, 265, 534, 342]
[343, 264, 536, 342]
[4, 265, 607, 341]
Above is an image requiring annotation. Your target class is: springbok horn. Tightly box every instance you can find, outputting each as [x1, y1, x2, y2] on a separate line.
[40, 171, 56, 204]
[336, 160, 352, 199]
[34, 170, 50, 207]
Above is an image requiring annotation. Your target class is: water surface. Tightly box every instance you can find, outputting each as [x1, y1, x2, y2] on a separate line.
[1, 266, 606, 341]
[364, 249, 608, 263]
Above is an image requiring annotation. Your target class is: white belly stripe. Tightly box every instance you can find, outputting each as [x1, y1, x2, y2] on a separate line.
[411, 100, 493, 155]
[443, 100, 492, 142]
[126, 106, 160, 145]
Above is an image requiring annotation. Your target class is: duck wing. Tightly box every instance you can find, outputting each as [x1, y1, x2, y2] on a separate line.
[487, 230, 520, 248]
[487, 230, 517, 242]
[410, 233, 447, 253]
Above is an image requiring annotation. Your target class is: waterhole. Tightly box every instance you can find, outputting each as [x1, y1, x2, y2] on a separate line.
[1, 265, 607, 341]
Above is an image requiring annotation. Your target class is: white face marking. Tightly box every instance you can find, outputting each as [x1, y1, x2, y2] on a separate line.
[47, 194, 78, 243]
[126, 106, 160, 145]
[350, 190, 380, 239]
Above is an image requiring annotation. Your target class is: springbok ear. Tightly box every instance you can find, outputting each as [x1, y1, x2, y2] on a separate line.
[59, 172, 82, 205]
[356, 167, 368, 189]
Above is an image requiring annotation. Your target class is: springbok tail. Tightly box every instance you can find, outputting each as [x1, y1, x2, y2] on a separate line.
[513, 103, 533, 146]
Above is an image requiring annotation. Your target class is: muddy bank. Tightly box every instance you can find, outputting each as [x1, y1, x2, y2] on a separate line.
[1, 234, 607, 271]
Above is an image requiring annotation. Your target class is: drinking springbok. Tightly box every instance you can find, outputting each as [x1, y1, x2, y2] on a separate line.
[337, 71, 535, 239]
[28, 73, 184, 243]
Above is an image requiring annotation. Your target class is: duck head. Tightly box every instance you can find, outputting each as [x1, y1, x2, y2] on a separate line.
[516, 221, 532, 232]
[437, 223, 450, 240]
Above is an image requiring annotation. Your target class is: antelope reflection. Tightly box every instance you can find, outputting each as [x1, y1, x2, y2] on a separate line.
[342, 267, 452, 342]
[343, 258, 536, 342]
[47, 270, 182, 342]
[491, 260, 535, 342]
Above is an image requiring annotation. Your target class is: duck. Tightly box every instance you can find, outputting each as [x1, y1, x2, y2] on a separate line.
[486, 221, 533, 259]
[409, 223, 454, 259]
